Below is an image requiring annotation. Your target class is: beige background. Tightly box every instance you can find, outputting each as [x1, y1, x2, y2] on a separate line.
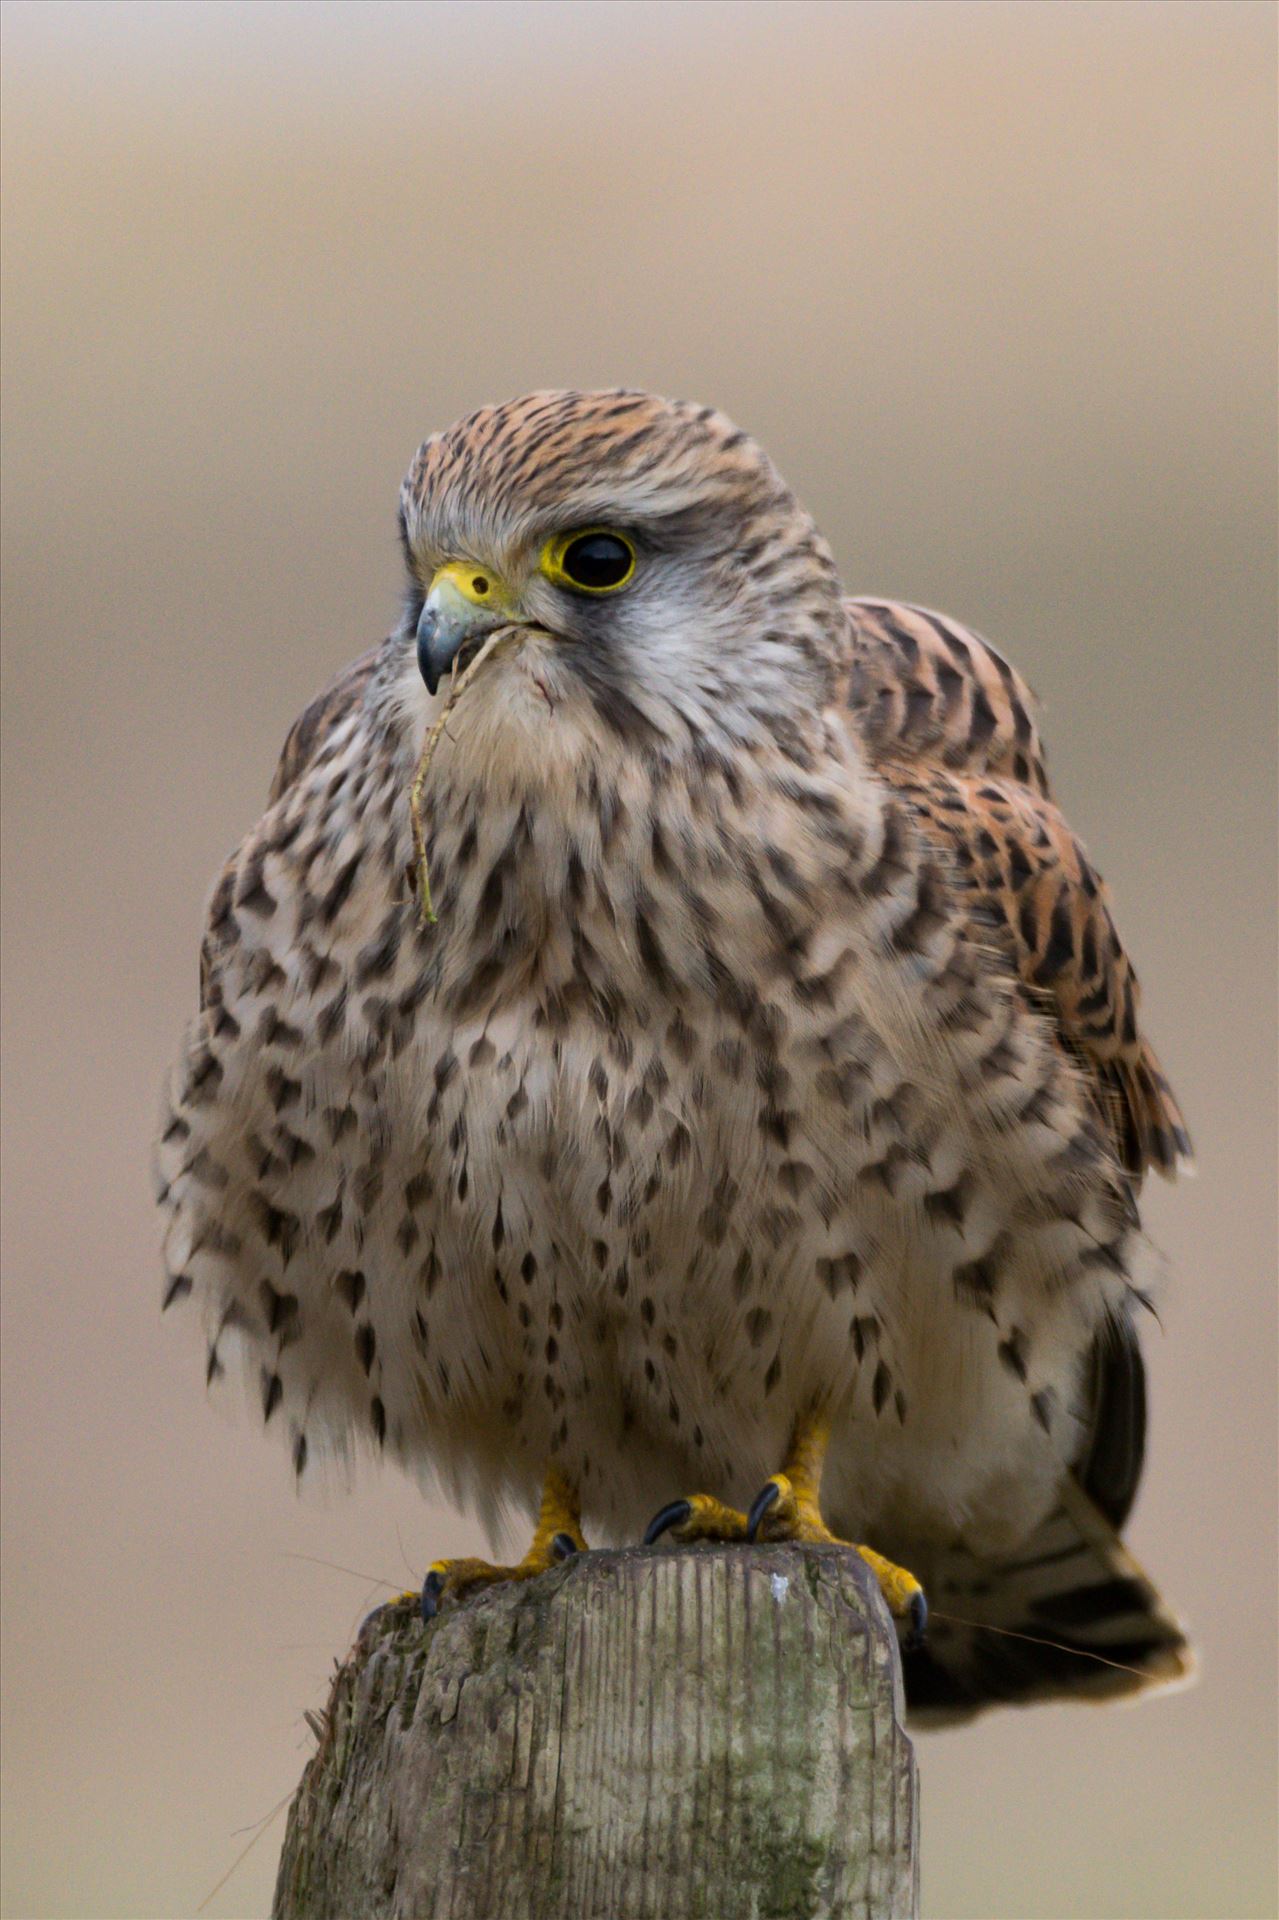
[2, 3, 1275, 1916]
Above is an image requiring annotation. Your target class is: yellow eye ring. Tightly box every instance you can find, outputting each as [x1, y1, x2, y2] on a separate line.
[540, 528, 636, 595]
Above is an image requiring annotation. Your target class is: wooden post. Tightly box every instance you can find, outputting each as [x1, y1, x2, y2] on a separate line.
[273, 1543, 919, 1920]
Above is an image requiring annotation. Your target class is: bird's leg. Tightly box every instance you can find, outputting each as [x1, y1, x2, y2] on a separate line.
[644, 1408, 928, 1647]
[419, 1464, 588, 1620]
[749, 1408, 928, 1645]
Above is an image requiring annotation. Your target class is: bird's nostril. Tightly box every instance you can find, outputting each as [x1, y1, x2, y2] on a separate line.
[472, 576, 489, 596]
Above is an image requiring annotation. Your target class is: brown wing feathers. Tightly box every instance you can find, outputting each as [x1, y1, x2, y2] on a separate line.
[845, 595, 1050, 796]
[844, 598, 1190, 1181]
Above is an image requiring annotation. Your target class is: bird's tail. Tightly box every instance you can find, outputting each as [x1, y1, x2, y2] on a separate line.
[898, 1478, 1193, 1725]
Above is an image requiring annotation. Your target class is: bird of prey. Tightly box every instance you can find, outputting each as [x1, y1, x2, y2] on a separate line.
[156, 389, 1192, 1717]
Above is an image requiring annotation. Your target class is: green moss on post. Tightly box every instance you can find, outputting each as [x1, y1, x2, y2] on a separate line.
[273, 1544, 918, 1920]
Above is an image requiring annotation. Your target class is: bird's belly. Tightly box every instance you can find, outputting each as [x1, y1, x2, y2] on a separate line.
[162, 986, 1104, 1559]
[338, 1003, 1093, 1552]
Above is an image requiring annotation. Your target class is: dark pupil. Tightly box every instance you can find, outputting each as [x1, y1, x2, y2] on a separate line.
[563, 533, 631, 588]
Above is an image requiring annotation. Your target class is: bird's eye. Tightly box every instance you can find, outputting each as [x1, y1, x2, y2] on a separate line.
[542, 529, 636, 595]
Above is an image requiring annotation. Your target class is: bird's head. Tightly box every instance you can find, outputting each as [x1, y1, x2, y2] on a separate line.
[397, 390, 846, 752]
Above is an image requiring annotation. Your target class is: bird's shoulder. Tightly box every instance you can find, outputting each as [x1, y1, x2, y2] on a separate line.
[838, 597, 1189, 1181]
[841, 595, 1049, 793]
[197, 645, 385, 1013]
[267, 644, 384, 805]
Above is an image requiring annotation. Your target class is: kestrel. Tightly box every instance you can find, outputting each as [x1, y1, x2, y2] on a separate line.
[157, 390, 1192, 1717]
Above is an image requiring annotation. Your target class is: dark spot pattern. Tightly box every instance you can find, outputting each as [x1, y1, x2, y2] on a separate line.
[153, 391, 1189, 1722]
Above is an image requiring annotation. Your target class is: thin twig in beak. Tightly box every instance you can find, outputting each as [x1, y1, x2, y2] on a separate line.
[408, 628, 510, 927]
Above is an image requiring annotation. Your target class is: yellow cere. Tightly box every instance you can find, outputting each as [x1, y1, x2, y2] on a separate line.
[429, 559, 509, 609]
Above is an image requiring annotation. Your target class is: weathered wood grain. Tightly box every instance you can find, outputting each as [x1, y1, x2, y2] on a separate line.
[273, 1543, 918, 1920]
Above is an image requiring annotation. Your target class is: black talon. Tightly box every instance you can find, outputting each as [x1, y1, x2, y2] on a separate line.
[644, 1499, 692, 1545]
[746, 1480, 782, 1542]
[420, 1569, 445, 1622]
[905, 1588, 928, 1652]
[551, 1532, 580, 1562]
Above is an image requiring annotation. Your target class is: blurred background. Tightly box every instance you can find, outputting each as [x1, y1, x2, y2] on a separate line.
[2, 3, 1275, 1915]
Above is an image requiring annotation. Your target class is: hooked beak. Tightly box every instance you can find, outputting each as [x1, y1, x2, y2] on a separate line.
[415, 561, 512, 695]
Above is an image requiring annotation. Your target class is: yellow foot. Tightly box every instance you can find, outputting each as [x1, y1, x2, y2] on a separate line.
[643, 1492, 753, 1546]
[421, 1530, 585, 1620]
[420, 1464, 588, 1621]
[747, 1472, 928, 1648]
